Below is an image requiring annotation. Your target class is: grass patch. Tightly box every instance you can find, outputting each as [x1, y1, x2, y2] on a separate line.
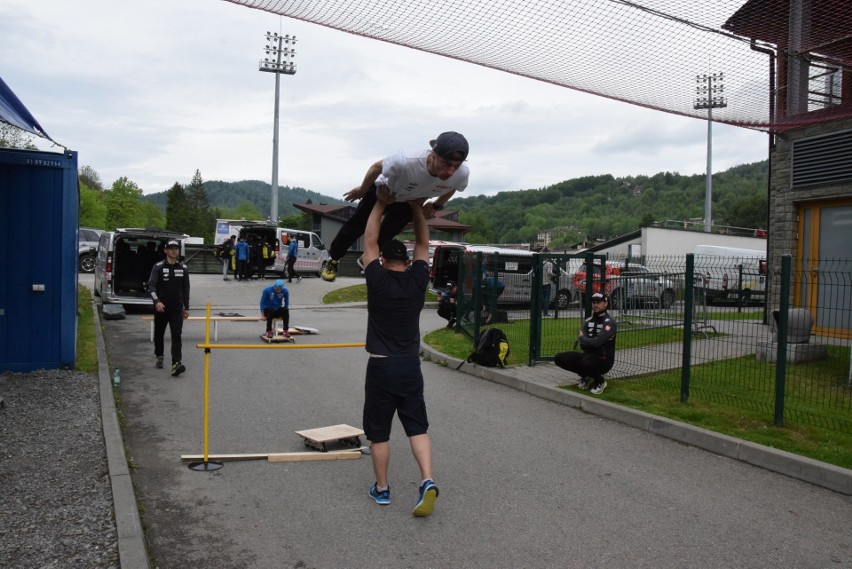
[424, 322, 852, 469]
[323, 283, 437, 304]
[76, 284, 98, 374]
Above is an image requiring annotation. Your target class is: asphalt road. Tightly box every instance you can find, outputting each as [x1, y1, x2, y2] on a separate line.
[98, 274, 851, 569]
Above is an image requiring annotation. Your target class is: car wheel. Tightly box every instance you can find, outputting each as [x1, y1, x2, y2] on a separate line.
[738, 289, 752, 307]
[554, 289, 571, 310]
[79, 254, 96, 273]
[660, 289, 675, 309]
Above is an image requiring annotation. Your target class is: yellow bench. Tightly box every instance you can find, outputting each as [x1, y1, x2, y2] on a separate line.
[141, 315, 261, 342]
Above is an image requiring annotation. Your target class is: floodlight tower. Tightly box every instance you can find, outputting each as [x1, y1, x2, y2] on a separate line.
[694, 72, 727, 233]
[259, 32, 297, 225]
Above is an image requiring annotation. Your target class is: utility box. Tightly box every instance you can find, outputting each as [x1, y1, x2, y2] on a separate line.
[0, 148, 79, 371]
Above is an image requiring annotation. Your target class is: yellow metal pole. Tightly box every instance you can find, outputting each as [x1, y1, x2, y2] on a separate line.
[195, 342, 365, 350]
[202, 303, 212, 462]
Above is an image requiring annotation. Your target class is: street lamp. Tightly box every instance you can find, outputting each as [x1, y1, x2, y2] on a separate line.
[694, 72, 727, 233]
[259, 32, 297, 225]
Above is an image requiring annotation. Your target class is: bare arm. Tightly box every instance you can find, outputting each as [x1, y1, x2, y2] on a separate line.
[363, 186, 395, 266]
[344, 160, 383, 202]
[422, 189, 457, 219]
[410, 198, 429, 263]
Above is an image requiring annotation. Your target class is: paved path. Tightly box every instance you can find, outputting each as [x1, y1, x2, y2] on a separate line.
[89, 274, 852, 569]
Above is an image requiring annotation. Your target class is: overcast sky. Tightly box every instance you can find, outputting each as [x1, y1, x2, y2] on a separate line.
[1, 0, 770, 200]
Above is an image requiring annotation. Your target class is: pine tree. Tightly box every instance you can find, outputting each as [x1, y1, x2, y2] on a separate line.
[165, 182, 190, 234]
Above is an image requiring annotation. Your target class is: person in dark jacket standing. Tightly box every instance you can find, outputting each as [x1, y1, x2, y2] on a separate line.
[286, 234, 301, 283]
[148, 240, 190, 376]
[554, 292, 616, 394]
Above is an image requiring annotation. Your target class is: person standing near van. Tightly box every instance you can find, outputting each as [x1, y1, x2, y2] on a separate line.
[321, 131, 470, 282]
[235, 236, 250, 281]
[362, 186, 439, 517]
[148, 240, 190, 377]
[541, 257, 554, 317]
[554, 292, 616, 395]
[221, 235, 236, 281]
[286, 234, 301, 283]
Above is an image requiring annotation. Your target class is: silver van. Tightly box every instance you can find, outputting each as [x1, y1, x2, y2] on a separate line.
[94, 228, 189, 305]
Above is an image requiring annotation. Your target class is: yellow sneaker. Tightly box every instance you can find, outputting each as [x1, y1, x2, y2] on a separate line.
[321, 260, 338, 282]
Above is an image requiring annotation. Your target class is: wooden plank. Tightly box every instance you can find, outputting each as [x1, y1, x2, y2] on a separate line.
[142, 316, 261, 322]
[267, 450, 362, 462]
[295, 424, 364, 443]
[180, 453, 269, 461]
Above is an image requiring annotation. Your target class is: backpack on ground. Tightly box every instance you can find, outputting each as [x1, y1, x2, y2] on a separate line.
[465, 328, 510, 368]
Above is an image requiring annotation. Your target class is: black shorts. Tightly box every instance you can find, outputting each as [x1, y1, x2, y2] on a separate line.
[363, 356, 428, 443]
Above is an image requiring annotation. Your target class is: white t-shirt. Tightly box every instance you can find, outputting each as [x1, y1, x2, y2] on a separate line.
[375, 149, 469, 201]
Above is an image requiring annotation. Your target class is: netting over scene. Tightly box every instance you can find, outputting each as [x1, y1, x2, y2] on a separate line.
[228, 0, 851, 132]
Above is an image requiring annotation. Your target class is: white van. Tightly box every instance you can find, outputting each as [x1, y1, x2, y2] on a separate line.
[430, 244, 577, 309]
[236, 223, 329, 278]
[94, 228, 189, 305]
[694, 245, 767, 305]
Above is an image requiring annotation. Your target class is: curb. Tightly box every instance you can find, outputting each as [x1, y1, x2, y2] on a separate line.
[420, 343, 852, 495]
[92, 299, 151, 569]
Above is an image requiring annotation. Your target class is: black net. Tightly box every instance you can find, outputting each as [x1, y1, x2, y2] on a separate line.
[228, 0, 852, 132]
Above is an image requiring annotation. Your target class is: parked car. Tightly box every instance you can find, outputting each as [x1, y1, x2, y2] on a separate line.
[574, 260, 676, 309]
[78, 227, 104, 273]
[94, 228, 189, 305]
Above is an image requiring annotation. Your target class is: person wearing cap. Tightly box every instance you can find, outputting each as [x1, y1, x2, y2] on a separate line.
[234, 236, 250, 281]
[259, 279, 290, 339]
[147, 240, 190, 376]
[321, 131, 470, 282]
[553, 292, 617, 395]
[362, 185, 439, 517]
[286, 234, 301, 283]
[437, 280, 459, 329]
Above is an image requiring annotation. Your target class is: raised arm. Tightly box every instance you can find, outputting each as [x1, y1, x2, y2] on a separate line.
[409, 198, 429, 263]
[363, 186, 395, 265]
[344, 159, 383, 202]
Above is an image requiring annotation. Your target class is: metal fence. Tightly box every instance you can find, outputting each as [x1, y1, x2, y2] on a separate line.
[452, 251, 852, 434]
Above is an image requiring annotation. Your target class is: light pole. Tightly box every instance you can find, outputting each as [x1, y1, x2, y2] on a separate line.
[694, 72, 726, 233]
[259, 32, 297, 225]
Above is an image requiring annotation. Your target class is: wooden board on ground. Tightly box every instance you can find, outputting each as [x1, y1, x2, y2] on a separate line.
[288, 326, 319, 335]
[180, 450, 363, 463]
[296, 424, 365, 453]
[260, 333, 295, 344]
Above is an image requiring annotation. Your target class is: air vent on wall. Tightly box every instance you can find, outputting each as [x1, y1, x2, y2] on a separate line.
[791, 129, 852, 189]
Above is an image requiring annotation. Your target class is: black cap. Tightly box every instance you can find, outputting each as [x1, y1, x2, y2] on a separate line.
[429, 131, 469, 161]
[380, 239, 409, 261]
[165, 240, 180, 249]
[591, 292, 608, 303]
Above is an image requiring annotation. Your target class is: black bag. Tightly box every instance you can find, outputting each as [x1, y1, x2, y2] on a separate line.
[466, 328, 510, 368]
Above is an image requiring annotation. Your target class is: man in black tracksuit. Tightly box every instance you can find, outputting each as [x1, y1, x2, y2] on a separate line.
[554, 292, 616, 394]
[147, 240, 190, 376]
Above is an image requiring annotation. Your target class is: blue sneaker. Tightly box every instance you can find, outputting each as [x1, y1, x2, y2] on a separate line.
[369, 483, 390, 505]
[412, 479, 439, 517]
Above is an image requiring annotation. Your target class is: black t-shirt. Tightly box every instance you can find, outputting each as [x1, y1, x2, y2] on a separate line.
[147, 260, 190, 312]
[365, 259, 429, 357]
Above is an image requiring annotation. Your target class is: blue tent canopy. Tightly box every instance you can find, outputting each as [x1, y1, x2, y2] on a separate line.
[0, 75, 53, 142]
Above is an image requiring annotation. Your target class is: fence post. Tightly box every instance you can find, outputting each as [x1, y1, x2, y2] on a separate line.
[473, 251, 483, 340]
[530, 254, 542, 365]
[681, 254, 695, 403]
[774, 255, 791, 427]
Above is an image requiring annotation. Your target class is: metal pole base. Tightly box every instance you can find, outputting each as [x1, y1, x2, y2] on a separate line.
[188, 461, 224, 472]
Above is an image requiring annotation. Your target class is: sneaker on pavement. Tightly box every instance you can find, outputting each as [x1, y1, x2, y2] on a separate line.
[171, 362, 186, 377]
[223, 277, 230, 281]
[412, 479, 439, 517]
[369, 483, 391, 505]
[321, 260, 338, 282]
[590, 380, 607, 395]
[155, 356, 164, 369]
[575, 377, 589, 390]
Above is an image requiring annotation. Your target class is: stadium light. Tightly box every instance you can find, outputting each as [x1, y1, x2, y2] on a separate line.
[694, 72, 727, 233]
[259, 32, 297, 224]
